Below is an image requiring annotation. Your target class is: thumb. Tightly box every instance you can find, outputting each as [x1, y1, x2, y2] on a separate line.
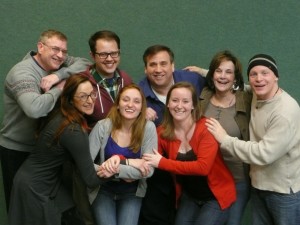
[152, 148, 159, 154]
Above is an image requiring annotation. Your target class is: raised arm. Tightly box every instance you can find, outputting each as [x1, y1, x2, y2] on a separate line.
[41, 56, 91, 92]
[147, 125, 218, 175]
[183, 66, 208, 77]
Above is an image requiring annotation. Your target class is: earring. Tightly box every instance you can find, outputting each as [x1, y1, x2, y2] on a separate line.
[232, 83, 239, 91]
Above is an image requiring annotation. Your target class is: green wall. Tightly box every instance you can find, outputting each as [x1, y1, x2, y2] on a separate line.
[1, 1, 299, 224]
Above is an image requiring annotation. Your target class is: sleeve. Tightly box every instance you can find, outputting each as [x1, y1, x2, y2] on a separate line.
[117, 121, 157, 179]
[54, 56, 91, 80]
[221, 114, 294, 165]
[88, 120, 107, 170]
[183, 70, 206, 96]
[8, 68, 62, 118]
[89, 121, 104, 161]
[60, 124, 105, 188]
[158, 124, 219, 176]
[244, 84, 252, 93]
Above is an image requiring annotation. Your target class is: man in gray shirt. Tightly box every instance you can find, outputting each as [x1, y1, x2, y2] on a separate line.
[0, 29, 90, 211]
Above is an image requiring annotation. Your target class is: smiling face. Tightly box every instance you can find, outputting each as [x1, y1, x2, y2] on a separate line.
[144, 51, 175, 90]
[72, 81, 96, 115]
[167, 87, 194, 122]
[118, 88, 142, 121]
[36, 36, 67, 71]
[213, 60, 236, 94]
[248, 65, 279, 100]
[91, 39, 120, 78]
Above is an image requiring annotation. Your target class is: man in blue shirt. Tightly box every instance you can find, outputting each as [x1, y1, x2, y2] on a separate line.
[138, 45, 205, 225]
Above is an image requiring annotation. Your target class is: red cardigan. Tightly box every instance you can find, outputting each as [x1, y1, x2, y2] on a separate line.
[157, 117, 236, 210]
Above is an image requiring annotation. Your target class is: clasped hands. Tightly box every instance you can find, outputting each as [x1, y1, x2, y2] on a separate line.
[40, 74, 65, 92]
[96, 154, 155, 181]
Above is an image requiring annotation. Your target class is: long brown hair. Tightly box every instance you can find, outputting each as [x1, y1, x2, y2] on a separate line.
[37, 74, 91, 141]
[160, 82, 201, 140]
[107, 84, 147, 153]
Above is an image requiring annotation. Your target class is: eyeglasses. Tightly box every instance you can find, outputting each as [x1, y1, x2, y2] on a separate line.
[95, 51, 120, 59]
[74, 92, 98, 102]
[41, 42, 68, 56]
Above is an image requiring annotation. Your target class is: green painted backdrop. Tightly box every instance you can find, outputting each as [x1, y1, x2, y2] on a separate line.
[1, 1, 300, 224]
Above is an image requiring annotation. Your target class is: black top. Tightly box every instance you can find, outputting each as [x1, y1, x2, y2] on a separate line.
[176, 150, 215, 201]
[9, 112, 104, 225]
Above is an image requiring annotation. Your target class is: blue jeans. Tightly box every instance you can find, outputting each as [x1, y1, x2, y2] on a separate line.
[226, 181, 250, 225]
[175, 192, 230, 225]
[92, 188, 142, 225]
[251, 187, 300, 225]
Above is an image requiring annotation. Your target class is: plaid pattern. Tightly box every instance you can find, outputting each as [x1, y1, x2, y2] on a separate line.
[91, 68, 121, 100]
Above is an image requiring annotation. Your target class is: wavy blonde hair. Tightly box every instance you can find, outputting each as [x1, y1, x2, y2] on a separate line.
[107, 84, 147, 153]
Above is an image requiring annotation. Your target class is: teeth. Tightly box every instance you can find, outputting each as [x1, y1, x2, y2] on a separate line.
[125, 109, 134, 112]
[105, 63, 114, 67]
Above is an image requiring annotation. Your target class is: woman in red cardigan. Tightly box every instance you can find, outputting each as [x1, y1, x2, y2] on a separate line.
[143, 82, 236, 225]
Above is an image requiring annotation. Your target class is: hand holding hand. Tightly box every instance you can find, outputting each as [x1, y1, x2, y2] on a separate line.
[127, 158, 151, 177]
[101, 155, 120, 174]
[97, 165, 116, 178]
[143, 149, 162, 168]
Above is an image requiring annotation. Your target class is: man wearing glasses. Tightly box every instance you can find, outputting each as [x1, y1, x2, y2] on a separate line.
[80, 30, 132, 128]
[0, 29, 90, 212]
[76, 30, 132, 225]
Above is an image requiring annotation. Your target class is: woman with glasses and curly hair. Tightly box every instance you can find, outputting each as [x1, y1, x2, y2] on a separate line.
[9, 74, 105, 225]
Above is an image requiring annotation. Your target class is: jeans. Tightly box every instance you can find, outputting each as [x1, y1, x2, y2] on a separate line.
[226, 181, 250, 225]
[175, 192, 230, 225]
[92, 188, 142, 225]
[251, 187, 300, 225]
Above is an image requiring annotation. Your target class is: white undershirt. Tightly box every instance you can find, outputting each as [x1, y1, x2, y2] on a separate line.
[151, 89, 167, 104]
[151, 79, 174, 104]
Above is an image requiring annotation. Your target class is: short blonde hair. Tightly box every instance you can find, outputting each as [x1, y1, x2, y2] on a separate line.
[38, 29, 67, 43]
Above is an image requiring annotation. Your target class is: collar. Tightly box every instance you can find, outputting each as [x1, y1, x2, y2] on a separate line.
[200, 87, 248, 113]
[90, 66, 121, 84]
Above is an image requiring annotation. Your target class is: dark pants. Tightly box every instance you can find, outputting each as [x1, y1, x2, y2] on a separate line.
[139, 169, 176, 225]
[0, 146, 29, 212]
[72, 164, 95, 225]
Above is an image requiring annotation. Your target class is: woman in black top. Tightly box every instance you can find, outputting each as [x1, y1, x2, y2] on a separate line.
[9, 74, 105, 225]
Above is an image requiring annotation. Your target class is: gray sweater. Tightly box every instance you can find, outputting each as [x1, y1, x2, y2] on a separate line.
[221, 91, 300, 194]
[88, 118, 157, 203]
[0, 51, 91, 152]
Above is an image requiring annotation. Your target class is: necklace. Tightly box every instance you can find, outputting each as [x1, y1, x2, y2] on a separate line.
[212, 94, 235, 108]
[273, 86, 280, 98]
[227, 95, 235, 107]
